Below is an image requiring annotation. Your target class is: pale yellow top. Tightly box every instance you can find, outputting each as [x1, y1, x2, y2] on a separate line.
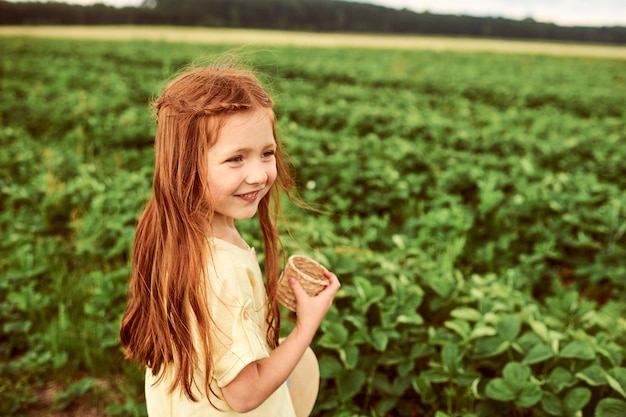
[145, 238, 296, 417]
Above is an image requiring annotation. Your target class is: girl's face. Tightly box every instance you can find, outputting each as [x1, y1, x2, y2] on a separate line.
[207, 108, 277, 232]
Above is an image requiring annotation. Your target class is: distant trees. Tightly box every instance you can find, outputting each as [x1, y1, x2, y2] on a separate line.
[0, 1, 167, 25]
[1, 0, 625, 44]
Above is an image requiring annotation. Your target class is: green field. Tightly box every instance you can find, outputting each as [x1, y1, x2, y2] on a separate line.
[2, 25, 626, 59]
[1, 28, 626, 417]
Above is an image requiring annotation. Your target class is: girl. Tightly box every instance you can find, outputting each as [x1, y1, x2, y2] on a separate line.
[119, 61, 340, 416]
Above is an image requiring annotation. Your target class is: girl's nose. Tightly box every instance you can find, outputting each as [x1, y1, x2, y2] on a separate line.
[246, 161, 269, 185]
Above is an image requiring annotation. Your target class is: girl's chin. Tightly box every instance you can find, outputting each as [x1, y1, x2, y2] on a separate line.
[233, 208, 260, 220]
[234, 214, 257, 221]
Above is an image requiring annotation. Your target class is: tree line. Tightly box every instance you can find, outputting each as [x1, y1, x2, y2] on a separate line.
[1, 0, 625, 44]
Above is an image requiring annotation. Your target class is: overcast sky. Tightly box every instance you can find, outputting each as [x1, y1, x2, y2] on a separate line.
[366, 0, 626, 27]
[25, 0, 626, 27]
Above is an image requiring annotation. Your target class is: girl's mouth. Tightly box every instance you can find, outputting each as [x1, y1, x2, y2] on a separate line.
[237, 191, 259, 202]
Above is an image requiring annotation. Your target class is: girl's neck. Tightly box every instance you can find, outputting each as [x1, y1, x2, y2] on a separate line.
[212, 224, 250, 251]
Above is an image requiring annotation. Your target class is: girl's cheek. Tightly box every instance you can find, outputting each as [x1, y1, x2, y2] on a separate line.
[268, 167, 278, 186]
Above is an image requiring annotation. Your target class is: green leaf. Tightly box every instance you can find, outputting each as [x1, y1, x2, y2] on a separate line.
[516, 383, 542, 408]
[541, 391, 564, 416]
[548, 367, 576, 393]
[370, 327, 389, 351]
[318, 355, 343, 379]
[503, 362, 531, 392]
[450, 307, 482, 321]
[422, 369, 450, 384]
[469, 324, 497, 339]
[485, 378, 516, 401]
[442, 344, 459, 376]
[354, 276, 385, 302]
[607, 367, 626, 399]
[375, 396, 398, 415]
[560, 340, 596, 360]
[317, 321, 348, 348]
[564, 387, 591, 414]
[412, 375, 436, 404]
[576, 364, 607, 386]
[596, 343, 622, 368]
[52, 352, 68, 369]
[410, 343, 435, 360]
[378, 349, 407, 366]
[338, 344, 359, 370]
[529, 320, 550, 343]
[396, 313, 423, 325]
[453, 372, 480, 386]
[337, 369, 366, 402]
[496, 315, 522, 341]
[524, 343, 555, 365]
[391, 234, 406, 249]
[391, 374, 412, 395]
[428, 273, 455, 298]
[445, 319, 471, 339]
[472, 336, 509, 359]
[517, 331, 543, 349]
[373, 372, 392, 394]
[2, 320, 33, 334]
[397, 360, 416, 378]
[595, 398, 626, 417]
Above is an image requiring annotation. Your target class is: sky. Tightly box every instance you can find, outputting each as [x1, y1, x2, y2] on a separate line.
[25, 0, 626, 27]
[366, 0, 626, 27]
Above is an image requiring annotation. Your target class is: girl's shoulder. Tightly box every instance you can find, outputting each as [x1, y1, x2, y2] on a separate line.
[207, 237, 259, 281]
[205, 237, 264, 303]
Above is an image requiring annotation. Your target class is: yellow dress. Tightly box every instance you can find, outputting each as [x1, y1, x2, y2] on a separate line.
[145, 238, 296, 417]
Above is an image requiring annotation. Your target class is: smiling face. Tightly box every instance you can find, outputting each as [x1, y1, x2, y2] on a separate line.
[207, 108, 277, 234]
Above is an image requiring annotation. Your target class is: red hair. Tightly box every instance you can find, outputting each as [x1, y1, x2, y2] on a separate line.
[119, 62, 297, 401]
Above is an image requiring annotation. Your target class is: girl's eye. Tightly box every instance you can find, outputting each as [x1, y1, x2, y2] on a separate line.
[226, 156, 244, 163]
[263, 150, 276, 158]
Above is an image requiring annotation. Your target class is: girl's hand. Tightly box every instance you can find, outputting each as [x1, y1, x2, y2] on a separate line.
[289, 270, 340, 337]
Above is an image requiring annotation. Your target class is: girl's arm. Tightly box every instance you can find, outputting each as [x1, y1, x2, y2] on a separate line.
[221, 270, 340, 413]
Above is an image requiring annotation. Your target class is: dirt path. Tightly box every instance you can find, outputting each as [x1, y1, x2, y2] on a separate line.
[1, 25, 625, 59]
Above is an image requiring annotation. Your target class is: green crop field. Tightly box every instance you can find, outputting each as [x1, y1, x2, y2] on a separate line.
[2, 25, 626, 58]
[1, 28, 625, 417]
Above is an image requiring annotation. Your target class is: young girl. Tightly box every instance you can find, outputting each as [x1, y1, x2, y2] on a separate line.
[119, 61, 340, 416]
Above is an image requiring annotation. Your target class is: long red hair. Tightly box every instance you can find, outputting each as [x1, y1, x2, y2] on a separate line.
[119, 62, 296, 401]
